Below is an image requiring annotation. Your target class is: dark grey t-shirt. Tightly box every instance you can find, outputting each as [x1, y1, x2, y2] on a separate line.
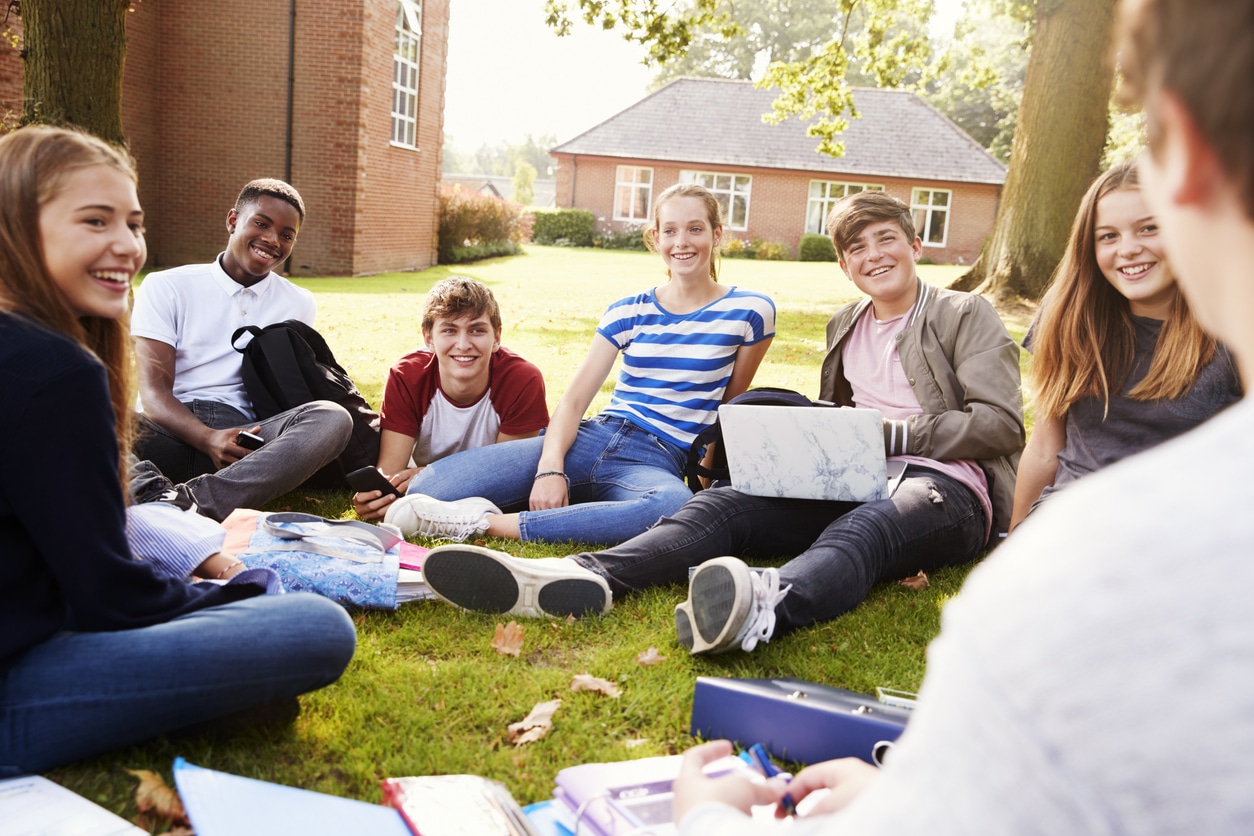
[1027, 316, 1242, 508]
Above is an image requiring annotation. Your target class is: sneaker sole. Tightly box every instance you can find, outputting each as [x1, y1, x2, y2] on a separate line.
[676, 559, 753, 655]
[423, 546, 609, 618]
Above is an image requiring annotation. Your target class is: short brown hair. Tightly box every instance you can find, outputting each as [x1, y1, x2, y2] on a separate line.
[825, 191, 917, 259]
[421, 276, 502, 335]
[1116, 0, 1254, 218]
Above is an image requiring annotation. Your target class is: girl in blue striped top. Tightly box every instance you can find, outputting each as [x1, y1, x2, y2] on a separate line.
[390, 183, 775, 546]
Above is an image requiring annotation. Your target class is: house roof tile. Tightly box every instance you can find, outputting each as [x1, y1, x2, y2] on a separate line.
[552, 78, 1006, 186]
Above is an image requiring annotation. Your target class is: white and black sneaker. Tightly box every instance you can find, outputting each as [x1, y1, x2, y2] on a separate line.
[384, 493, 500, 541]
[674, 557, 791, 654]
[423, 545, 612, 618]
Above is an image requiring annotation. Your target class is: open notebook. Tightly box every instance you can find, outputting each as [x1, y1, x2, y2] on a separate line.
[719, 404, 902, 502]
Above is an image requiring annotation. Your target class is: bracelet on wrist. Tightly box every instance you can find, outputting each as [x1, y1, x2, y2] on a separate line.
[216, 560, 244, 580]
[534, 470, 567, 483]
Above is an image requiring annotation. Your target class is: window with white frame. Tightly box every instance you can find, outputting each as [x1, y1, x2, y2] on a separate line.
[613, 166, 653, 221]
[679, 170, 752, 230]
[806, 181, 884, 234]
[391, 0, 422, 148]
[911, 188, 951, 247]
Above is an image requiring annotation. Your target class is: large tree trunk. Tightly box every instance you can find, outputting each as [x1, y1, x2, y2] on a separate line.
[21, 0, 128, 144]
[951, 0, 1116, 301]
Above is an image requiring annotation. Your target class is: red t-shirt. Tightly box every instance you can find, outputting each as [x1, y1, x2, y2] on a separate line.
[379, 346, 549, 466]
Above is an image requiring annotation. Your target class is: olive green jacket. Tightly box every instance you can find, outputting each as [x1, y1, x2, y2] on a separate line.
[819, 279, 1024, 539]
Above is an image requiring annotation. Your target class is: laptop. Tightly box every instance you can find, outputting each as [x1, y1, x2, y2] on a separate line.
[718, 404, 902, 502]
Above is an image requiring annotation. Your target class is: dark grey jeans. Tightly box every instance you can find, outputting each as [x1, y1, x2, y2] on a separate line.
[571, 467, 987, 636]
[134, 399, 353, 521]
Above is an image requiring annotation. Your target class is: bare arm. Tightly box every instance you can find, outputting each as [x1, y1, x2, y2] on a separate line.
[530, 335, 620, 510]
[722, 338, 774, 403]
[134, 337, 254, 470]
[1009, 413, 1066, 532]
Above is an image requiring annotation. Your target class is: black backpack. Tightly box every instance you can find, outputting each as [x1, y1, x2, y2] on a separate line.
[686, 387, 816, 491]
[231, 320, 381, 489]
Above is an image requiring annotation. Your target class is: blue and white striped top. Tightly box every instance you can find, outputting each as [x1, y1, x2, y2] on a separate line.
[596, 286, 776, 449]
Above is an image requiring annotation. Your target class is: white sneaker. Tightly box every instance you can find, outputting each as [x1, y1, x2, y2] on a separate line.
[674, 557, 791, 654]
[383, 493, 501, 541]
[423, 545, 612, 618]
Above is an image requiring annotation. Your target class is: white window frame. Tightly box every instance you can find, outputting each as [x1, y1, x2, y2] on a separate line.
[391, 0, 422, 149]
[613, 166, 653, 222]
[911, 187, 951, 248]
[805, 181, 884, 234]
[679, 170, 752, 230]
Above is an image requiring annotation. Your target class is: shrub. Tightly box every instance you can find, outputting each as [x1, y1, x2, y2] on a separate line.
[799, 233, 837, 262]
[755, 240, 790, 261]
[446, 240, 523, 264]
[595, 226, 648, 251]
[530, 208, 596, 247]
[438, 189, 530, 264]
[721, 238, 755, 259]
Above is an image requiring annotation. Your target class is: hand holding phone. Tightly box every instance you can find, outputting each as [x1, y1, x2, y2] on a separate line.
[235, 430, 265, 451]
[346, 466, 403, 499]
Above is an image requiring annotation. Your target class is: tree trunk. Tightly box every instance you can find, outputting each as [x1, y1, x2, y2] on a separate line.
[951, 0, 1116, 302]
[21, 0, 128, 144]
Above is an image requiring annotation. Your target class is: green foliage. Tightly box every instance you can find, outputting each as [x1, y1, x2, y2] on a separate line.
[754, 240, 790, 261]
[443, 133, 558, 179]
[799, 233, 838, 262]
[595, 226, 648, 251]
[513, 162, 538, 206]
[438, 189, 532, 265]
[720, 238, 755, 259]
[1103, 107, 1147, 168]
[530, 208, 596, 247]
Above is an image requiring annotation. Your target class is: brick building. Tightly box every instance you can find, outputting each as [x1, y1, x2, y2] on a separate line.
[552, 79, 1006, 264]
[1, 0, 448, 276]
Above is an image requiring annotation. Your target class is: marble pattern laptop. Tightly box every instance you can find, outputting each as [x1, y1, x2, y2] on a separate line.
[718, 404, 889, 501]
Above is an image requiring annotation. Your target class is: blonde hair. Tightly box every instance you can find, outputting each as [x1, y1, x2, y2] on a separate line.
[0, 125, 141, 488]
[642, 183, 722, 281]
[1031, 160, 1216, 420]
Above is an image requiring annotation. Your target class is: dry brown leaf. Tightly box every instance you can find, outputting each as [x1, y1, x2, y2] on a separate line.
[565, 614, 577, 625]
[354, 613, 367, 627]
[302, 496, 323, 504]
[570, 673, 621, 698]
[492, 621, 525, 656]
[508, 698, 561, 745]
[636, 646, 667, 666]
[126, 769, 188, 826]
[899, 570, 930, 590]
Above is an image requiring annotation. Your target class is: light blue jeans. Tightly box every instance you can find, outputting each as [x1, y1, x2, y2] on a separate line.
[408, 414, 694, 545]
[0, 593, 356, 776]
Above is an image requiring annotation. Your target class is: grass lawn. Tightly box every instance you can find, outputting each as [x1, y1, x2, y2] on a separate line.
[52, 246, 1033, 828]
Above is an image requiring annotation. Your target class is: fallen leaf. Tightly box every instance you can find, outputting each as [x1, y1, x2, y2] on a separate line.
[571, 673, 621, 698]
[508, 698, 561, 745]
[565, 614, 576, 625]
[354, 614, 367, 627]
[126, 769, 188, 826]
[636, 646, 667, 666]
[302, 496, 323, 504]
[899, 571, 930, 590]
[492, 621, 525, 656]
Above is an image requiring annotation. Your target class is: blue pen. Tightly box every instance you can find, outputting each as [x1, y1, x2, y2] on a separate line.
[748, 743, 797, 816]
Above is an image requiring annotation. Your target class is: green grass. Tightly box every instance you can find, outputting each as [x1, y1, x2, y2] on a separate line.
[54, 246, 1033, 828]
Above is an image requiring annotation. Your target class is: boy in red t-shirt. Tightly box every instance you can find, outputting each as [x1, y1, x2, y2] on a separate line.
[353, 277, 548, 520]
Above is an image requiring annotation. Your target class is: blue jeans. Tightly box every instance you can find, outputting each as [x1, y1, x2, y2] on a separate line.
[135, 399, 353, 521]
[0, 593, 356, 776]
[408, 414, 694, 545]
[571, 467, 987, 634]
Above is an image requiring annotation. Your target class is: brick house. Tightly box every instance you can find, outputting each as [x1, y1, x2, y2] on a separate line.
[1, 0, 448, 276]
[552, 79, 1006, 264]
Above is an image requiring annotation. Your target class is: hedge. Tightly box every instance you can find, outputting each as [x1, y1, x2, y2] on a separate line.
[530, 208, 596, 247]
[799, 233, 838, 262]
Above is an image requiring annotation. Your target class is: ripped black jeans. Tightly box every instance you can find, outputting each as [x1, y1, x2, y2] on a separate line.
[572, 466, 986, 636]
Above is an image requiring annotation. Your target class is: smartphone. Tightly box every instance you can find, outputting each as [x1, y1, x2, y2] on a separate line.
[346, 465, 403, 498]
[235, 430, 265, 451]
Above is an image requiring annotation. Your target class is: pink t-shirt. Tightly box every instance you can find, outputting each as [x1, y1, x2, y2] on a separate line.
[379, 346, 549, 466]
[841, 309, 993, 541]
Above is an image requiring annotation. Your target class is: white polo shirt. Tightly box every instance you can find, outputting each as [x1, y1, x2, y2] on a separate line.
[131, 255, 316, 419]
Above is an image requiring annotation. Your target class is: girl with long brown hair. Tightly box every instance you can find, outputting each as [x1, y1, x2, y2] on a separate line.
[1010, 160, 1241, 530]
[0, 125, 356, 775]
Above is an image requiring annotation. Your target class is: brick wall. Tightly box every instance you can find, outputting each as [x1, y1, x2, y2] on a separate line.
[553, 153, 1000, 266]
[2, 1, 447, 276]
